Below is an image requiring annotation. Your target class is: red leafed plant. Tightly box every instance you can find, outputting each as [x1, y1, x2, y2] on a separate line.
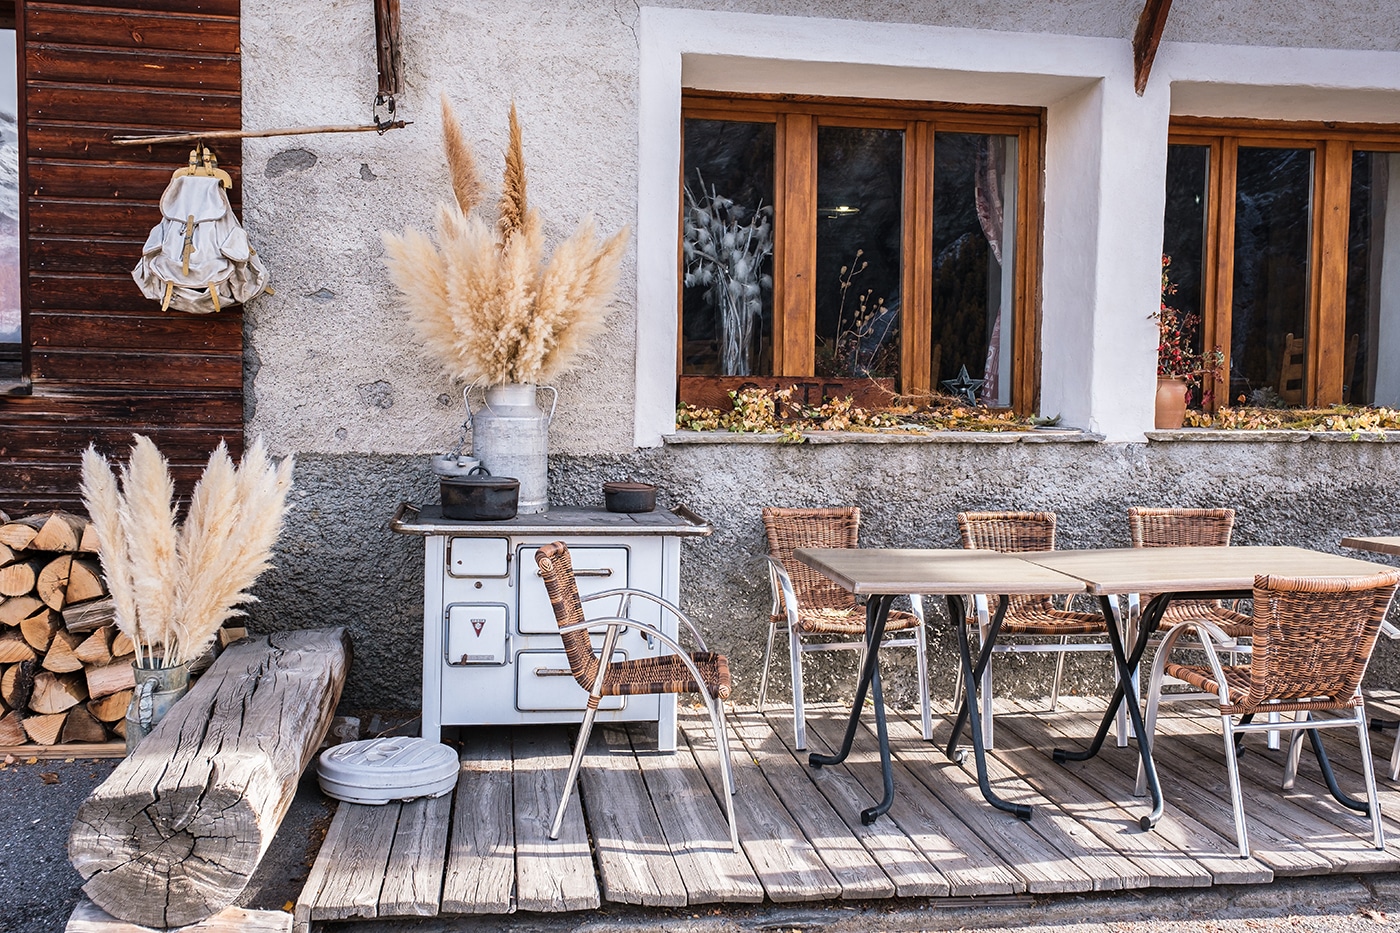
[1152, 255, 1222, 406]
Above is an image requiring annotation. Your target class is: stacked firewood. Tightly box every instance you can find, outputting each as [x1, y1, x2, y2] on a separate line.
[0, 510, 131, 747]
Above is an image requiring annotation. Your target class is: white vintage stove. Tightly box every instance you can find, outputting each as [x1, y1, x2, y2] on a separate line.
[390, 502, 713, 750]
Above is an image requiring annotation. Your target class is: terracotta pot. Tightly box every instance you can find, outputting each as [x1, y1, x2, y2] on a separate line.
[1154, 375, 1189, 429]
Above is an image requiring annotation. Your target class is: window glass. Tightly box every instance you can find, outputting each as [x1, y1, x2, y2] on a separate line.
[0, 28, 17, 347]
[681, 119, 775, 376]
[931, 132, 1017, 406]
[1345, 150, 1400, 407]
[1229, 147, 1313, 407]
[1162, 144, 1210, 405]
[814, 126, 903, 381]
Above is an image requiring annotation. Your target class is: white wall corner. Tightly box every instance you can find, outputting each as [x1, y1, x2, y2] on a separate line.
[634, 9, 683, 448]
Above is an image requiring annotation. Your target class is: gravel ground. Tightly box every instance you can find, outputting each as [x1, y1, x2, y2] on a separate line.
[0, 753, 332, 933]
[5, 752, 1399, 933]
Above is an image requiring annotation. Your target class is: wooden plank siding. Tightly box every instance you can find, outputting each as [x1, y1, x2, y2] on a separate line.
[0, 0, 244, 515]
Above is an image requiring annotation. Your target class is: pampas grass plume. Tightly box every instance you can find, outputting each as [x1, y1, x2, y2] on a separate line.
[383, 101, 629, 388]
[496, 102, 527, 244]
[78, 435, 294, 667]
[441, 94, 482, 216]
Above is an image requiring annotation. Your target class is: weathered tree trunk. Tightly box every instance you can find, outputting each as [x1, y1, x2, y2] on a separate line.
[68, 627, 352, 929]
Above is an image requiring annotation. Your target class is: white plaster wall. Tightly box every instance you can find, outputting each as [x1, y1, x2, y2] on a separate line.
[241, 1, 1400, 458]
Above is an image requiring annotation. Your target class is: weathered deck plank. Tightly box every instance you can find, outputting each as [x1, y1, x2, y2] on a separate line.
[1003, 700, 1269, 885]
[761, 710, 948, 898]
[512, 728, 601, 912]
[803, 710, 1017, 896]
[308, 802, 400, 921]
[634, 724, 764, 904]
[440, 732, 515, 915]
[1150, 709, 1400, 870]
[1040, 700, 1330, 875]
[681, 711, 842, 902]
[884, 712, 1152, 892]
[578, 725, 688, 907]
[727, 712, 895, 899]
[378, 794, 452, 917]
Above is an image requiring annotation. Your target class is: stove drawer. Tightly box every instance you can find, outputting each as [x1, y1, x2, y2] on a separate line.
[515, 649, 626, 711]
[445, 603, 510, 665]
[448, 537, 510, 578]
[517, 545, 629, 634]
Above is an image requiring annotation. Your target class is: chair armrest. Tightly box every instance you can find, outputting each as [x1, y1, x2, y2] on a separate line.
[1154, 619, 1239, 705]
[581, 587, 709, 651]
[1383, 620, 1400, 640]
[761, 555, 802, 628]
[557, 617, 724, 704]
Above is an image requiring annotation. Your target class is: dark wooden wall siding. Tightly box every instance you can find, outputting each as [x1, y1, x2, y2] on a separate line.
[0, 0, 244, 514]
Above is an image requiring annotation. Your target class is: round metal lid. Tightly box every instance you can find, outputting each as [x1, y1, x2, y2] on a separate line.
[317, 737, 459, 803]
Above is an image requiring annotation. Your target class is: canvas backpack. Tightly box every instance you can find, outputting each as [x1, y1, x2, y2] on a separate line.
[132, 152, 270, 314]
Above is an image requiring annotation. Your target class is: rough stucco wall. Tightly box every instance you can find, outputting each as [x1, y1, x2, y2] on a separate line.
[244, 441, 1400, 710]
[236, 2, 1400, 709]
[239, 1, 1400, 466]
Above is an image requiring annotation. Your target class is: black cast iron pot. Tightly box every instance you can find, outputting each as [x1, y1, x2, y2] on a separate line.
[441, 466, 519, 521]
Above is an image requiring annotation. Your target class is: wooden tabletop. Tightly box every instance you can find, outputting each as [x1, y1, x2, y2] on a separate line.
[1020, 546, 1391, 595]
[1341, 536, 1400, 557]
[793, 548, 1088, 596]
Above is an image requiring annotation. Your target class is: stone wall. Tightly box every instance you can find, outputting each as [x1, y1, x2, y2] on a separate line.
[246, 436, 1400, 709]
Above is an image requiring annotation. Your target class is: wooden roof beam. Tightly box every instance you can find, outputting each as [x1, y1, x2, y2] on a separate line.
[1133, 0, 1174, 96]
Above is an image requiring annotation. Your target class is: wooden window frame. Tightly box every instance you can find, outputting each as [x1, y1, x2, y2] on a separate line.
[1170, 117, 1400, 409]
[680, 91, 1045, 413]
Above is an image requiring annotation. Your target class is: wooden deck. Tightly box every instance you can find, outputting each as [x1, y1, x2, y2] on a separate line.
[295, 697, 1400, 930]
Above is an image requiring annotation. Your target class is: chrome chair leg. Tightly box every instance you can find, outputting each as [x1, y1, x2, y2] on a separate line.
[1283, 711, 1308, 789]
[550, 702, 599, 841]
[1221, 714, 1251, 858]
[789, 624, 807, 750]
[757, 620, 778, 712]
[1049, 635, 1068, 711]
[711, 698, 740, 851]
[915, 622, 933, 741]
[1356, 707, 1386, 850]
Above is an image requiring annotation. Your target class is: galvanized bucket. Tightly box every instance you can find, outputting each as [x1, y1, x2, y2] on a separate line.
[125, 659, 191, 752]
[468, 383, 556, 515]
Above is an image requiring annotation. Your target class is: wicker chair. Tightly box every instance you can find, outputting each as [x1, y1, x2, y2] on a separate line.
[1128, 507, 1249, 637]
[758, 507, 932, 751]
[956, 511, 1112, 748]
[534, 541, 739, 850]
[1137, 570, 1400, 858]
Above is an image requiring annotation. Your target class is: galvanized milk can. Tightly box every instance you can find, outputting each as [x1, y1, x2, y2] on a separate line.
[468, 383, 556, 514]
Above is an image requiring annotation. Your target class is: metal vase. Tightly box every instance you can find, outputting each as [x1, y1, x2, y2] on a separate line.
[469, 383, 556, 515]
[124, 659, 191, 752]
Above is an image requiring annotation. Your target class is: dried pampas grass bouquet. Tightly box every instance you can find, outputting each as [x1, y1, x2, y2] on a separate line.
[382, 96, 629, 387]
[79, 435, 295, 667]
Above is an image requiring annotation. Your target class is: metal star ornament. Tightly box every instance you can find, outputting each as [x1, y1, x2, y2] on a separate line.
[940, 365, 985, 406]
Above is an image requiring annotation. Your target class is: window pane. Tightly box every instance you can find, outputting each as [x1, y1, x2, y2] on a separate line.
[681, 119, 775, 376]
[0, 29, 18, 346]
[1345, 150, 1400, 407]
[1230, 147, 1313, 407]
[1162, 144, 1210, 382]
[815, 126, 903, 381]
[930, 133, 1017, 406]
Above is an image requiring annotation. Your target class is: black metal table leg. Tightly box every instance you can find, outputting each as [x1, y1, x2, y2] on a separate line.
[1052, 594, 1166, 829]
[944, 593, 1032, 821]
[1306, 721, 1370, 813]
[808, 594, 897, 824]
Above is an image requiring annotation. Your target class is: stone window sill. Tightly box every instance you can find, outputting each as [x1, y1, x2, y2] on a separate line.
[663, 429, 1104, 445]
[1147, 429, 1398, 443]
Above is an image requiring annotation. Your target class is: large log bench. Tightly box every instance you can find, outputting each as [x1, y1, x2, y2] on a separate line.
[68, 628, 352, 929]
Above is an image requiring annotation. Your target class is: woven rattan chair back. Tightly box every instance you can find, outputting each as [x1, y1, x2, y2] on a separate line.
[1128, 507, 1234, 548]
[534, 541, 602, 692]
[1128, 507, 1236, 614]
[957, 511, 1058, 615]
[762, 507, 861, 615]
[1234, 571, 1400, 714]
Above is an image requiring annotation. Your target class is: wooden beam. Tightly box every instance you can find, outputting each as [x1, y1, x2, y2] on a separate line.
[374, 0, 402, 100]
[1133, 0, 1174, 96]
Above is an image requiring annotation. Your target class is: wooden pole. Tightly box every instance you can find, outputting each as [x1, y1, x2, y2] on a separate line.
[1133, 0, 1174, 96]
[111, 121, 410, 147]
